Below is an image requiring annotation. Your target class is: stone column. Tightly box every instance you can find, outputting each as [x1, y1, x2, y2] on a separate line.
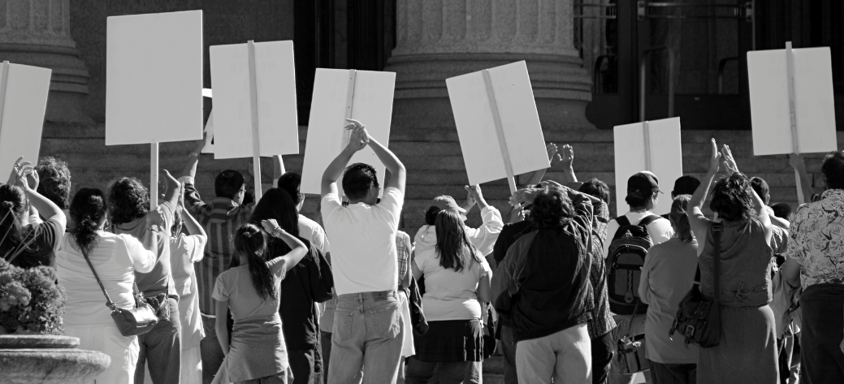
[385, 0, 594, 131]
[0, 0, 92, 124]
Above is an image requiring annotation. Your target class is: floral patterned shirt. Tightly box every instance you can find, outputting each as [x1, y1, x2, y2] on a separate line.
[786, 189, 844, 288]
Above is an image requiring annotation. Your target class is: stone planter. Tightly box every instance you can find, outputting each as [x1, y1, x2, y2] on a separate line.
[0, 335, 110, 384]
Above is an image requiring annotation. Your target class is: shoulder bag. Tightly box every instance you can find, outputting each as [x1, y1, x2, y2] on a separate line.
[669, 221, 723, 348]
[615, 298, 650, 374]
[80, 247, 158, 336]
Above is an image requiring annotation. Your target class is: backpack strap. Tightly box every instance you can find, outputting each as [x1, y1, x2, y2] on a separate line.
[611, 216, 631, 240]
[636, 214, 661, 228]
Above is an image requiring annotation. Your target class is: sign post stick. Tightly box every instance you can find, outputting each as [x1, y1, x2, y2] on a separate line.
[643, 120, 652, 171]
[0, 62, 9, 134]
[342, 70, 358, 149]
[150, 143, 159, 209]
[482, 70, 517, 194]
[785, 41, 805, 204]
[247, 40, 262, 202]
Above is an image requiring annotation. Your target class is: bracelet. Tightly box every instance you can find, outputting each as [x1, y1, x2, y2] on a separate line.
[272, 228, 284, 238]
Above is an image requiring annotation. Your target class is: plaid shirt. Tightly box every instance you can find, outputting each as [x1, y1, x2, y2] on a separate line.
[396, 230, 411, 289]
[182, 177, 253, 315]
[587, 200, 617, 338]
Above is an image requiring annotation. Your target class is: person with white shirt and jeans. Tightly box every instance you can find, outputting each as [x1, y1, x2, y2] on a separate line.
[604, 172, 674, 384]
[321, 119, 407, 384]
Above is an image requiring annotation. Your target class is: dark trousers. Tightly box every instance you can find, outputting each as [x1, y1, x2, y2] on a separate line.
[648, 361, 696, 384]
[800, 284, 844, 384]
[201, 315, 226, 384]
[289, 348, 316, 384]
[500, 325, 519, 384]
[321, 331, 332, 384]
[135, 298, 182, 384]
[592, 331, 614, 384]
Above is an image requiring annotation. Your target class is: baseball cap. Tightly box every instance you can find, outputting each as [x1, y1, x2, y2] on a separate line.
[626, 172, 663, 200]
[431, 195, 467, 216]
[672, 175, 701, 196]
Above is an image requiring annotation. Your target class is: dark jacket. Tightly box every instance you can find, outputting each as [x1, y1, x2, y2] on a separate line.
[492, 194, 595, 342]
[270, 238, 334, 350]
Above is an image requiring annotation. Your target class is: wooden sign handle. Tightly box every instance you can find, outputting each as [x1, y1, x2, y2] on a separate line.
[0, 62, 8, 134]
[247, 40, 262, 202]
[643, 120, 652, 171]
[342, 70, 358, 150]
[482, 69, 517, 195]
[785, 41, 805, 204]
[150, 142, 159, 210]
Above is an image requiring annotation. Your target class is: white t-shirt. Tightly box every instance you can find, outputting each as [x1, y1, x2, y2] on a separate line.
[603, 211, 675, 258]
[56, 231, 156, 327]
[321, 187, 403, 295]
[298, 214, 330, 254]
[414, 245, 491, 321]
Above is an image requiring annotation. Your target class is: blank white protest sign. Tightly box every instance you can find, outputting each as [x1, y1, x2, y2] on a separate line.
[300, 69, 396, 195]
[748, 47, 837, 156]
[613, 117, 683, 216]
[0, 62, 52, 178]
[446, 61, 549, 188]
[209, 41, 299, 159]
[106, 10, 203, 145]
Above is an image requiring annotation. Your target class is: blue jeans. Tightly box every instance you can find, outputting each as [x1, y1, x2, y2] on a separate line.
[135, 298, 182, 384]
[328, 291, 404, 384]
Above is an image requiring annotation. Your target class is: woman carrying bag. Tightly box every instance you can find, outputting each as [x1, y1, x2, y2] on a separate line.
[686, 140, 778, 383]
[56, 188, 158, 384]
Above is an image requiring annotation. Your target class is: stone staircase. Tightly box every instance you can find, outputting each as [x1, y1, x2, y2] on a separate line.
[42, 122, 841, 232]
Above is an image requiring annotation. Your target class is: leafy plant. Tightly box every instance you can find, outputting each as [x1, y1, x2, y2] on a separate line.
[0, 258, 66, 335]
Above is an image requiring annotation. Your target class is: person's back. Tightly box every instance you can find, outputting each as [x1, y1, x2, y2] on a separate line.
[320, 119, 407, 383]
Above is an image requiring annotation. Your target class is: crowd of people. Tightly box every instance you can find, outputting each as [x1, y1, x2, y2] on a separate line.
[2, 119, 844, 384]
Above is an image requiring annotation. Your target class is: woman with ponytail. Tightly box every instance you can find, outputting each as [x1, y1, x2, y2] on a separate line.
[0, 157, 67, 268]
[55, 188, 157, 383]
[638, 195, 700, 383]
[213, 220, 307, 384]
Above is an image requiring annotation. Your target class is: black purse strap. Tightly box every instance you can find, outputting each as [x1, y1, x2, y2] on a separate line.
[79, 245, 117, 311]
[624, 298, 642, 337]
[712, 222, 723, 302]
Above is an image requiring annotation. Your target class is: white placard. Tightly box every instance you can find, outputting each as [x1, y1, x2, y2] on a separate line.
[613, 117, 683, 216]
[209, 41, 299, 159]
[748, 47, 837, 156]
[446, 61, 549, 188]
[106, 10, 203, 145]
[300, 69, 396, 195]
[0, 62, 52, 178]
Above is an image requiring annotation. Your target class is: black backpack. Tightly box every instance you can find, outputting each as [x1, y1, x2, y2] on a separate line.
[606, 215, 660, 315]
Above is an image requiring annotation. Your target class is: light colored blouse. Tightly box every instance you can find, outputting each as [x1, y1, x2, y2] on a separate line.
[56, 231, 156, 326]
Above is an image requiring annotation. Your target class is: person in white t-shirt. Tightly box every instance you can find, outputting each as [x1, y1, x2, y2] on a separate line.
[320, 118, 407, 383]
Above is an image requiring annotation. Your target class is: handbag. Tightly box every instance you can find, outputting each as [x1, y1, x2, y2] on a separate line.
[669, 222, 723, 348]
[81, 247, 159, 336]
[614, 299, 650, 374]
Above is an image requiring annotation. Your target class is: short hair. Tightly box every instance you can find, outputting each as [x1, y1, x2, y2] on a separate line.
[530, 189, 574, 229]
[215, 170, 245, 200]
[107, 177, 149, 225]
[709, 173, 753, 222]
[342, 163, 378, 200]
[770, 202, 792, 220]
[822, 151, 844, 190]
[624, 194, 650, 210]
[277, 172, 302, 205]
[750, 177, 770, 204]
[35, 157, 72, 209]
[579, 178, 610, 204]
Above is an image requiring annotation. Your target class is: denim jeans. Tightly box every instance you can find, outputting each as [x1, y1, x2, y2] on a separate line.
[201, 314, 226, 384]
[328, 290, 404, 384]
[404, 357, 481, 384]
[648, 361, 695, 384]
[500, 325, 519, 384]
[135, 298, 182, 384]
[515, 323, 591, 384]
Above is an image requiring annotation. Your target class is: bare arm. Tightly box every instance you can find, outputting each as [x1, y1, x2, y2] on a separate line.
[178, 196, 206, 240]
[161, 170, 182, 210]
[215, 299, 230, 354]
[411, 256, 423, 281]
[14, 161, 66, 232]
[559, 144, 577, 183]
[261, 219, 308, 274]
[182, 133, 207, 180]
[688, 139, 721, 254]
[321, 122, 368, 196]
[367, 136, 406, 193]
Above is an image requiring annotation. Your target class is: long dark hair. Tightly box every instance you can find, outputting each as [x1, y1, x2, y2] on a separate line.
[69, 188, 107, 255]
[669, 195, 694, 243]
[434, 210, 480, 272]
[0, 184, 27, 258]
[250, 188, 301, 258]
[234, 224, 277, 301]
